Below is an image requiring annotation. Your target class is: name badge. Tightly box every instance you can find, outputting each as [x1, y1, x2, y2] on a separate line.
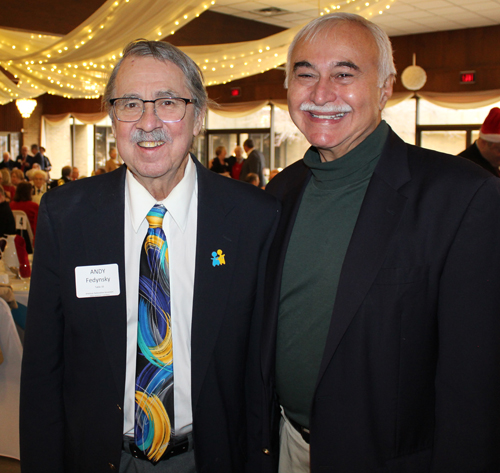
[75, 264, 120, 298]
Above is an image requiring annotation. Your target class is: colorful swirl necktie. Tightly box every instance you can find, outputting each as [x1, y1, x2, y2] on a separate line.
[135, 204, 174, 463]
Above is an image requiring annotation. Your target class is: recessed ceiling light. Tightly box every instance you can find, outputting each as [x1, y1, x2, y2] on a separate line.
[255, 7, 289, 16]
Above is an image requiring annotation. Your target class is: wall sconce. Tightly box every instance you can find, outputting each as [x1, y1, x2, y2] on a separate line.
[16, 99, 37, 118]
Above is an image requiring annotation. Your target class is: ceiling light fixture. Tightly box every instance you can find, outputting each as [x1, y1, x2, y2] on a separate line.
[16, 98, 37, 118]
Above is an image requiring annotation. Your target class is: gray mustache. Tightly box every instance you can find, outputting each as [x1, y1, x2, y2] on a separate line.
[131, 129, 172, 143]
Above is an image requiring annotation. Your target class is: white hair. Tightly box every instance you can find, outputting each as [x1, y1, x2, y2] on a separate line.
[285, 12, 397, 88]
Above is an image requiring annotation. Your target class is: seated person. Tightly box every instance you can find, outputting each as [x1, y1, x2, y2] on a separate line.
[104, 147, 121, 172]
[0, 185, 16, 236]
[243, 172, 260, 187]
[29, 170, 49, 205]
[71, 167, 80, 180]
[10, 181, 39, 240]
[11, 168, 26, 188]
[50, 165, 72, 188]
[0, 151, 17, 171]
[1, 169, 16, 201]
[209, 146, 231, 176]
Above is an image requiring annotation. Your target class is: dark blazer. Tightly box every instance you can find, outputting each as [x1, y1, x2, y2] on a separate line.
[0, 159, 17, 171]
[458, 141, 500, 177]
[31, 152, 45, 170]
[240, 149, 265, 186]
[20, 157, 280, 473]
[0, 201, 16, 236]
[257, 129, 500, 473]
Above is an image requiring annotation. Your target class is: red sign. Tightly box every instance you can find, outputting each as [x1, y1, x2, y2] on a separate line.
[460, 71, 475, 84]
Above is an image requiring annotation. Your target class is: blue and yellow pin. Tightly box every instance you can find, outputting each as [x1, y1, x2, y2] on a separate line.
[211, 249, 226, 267]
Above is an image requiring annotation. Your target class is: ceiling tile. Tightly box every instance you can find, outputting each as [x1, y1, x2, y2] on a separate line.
[463, 1, 500, 10]
[412, 0, 455, 9]
[384, 4, 418, 13]
[447, 0, 484, 4]
[211, 0, 500, 36]
[430, 6, 471, 14]
[395, 11, 437, 19]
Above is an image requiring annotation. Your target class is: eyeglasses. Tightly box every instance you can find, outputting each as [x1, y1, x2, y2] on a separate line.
[109, 97, 195, 123]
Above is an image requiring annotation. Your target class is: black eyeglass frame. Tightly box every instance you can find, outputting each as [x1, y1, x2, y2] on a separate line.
[109, 97, 195, 123]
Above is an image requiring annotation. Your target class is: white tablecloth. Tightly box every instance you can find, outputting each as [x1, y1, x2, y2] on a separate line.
[10, 277, 30, 307]
[0, 298, 22, 460]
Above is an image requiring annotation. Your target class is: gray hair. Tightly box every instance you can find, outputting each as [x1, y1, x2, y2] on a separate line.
[285, 12, 396, 88]
[103, 40, 207, 119]
[32, 170, 48, 180]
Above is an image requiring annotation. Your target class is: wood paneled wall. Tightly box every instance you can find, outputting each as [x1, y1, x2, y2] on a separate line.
[391, 25, 500, 93]
[0, 101, 22, 132]
[0, 0, 109, 36]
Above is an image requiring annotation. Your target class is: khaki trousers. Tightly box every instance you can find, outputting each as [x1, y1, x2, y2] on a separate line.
[278, 411, 311, 473]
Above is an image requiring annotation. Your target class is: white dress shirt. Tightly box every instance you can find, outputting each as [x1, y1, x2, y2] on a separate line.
[123, 156, 198, 438]
[32, 185, 47, 205]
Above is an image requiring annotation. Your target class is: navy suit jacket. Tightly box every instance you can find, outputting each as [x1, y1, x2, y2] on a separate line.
[20, 157, 280, 473]
[240, 149, 265, 186]
[256, 129, 500, 473]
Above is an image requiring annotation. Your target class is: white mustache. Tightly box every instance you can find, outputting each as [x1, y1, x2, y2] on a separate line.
[299, 103, 352, 114]
[131, 129, 172, 143]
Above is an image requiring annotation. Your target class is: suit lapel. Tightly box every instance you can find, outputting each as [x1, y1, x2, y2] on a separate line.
[316, 130, 411, 385]
[81, 167, 128, 396]
[190, 160, 238, 409]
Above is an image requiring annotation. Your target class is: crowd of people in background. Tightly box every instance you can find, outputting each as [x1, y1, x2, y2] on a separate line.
[1, 138, 282, 249]
[209, 138, 282, 188]
[0, 144, 124, 253]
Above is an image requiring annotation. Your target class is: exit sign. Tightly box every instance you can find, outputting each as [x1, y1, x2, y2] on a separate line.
[230, 87, 241, 97]
[460, 71, 476, 84]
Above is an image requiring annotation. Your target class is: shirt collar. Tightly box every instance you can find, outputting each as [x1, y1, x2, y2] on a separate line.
[126, 154, 197, 234]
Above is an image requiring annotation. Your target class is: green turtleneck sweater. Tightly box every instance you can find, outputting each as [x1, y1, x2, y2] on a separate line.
[275, 121, 389, 428]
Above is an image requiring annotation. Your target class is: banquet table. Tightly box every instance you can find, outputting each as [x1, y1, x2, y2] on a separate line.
[0, 297, 22, 460]
[10, 276, 29, 331]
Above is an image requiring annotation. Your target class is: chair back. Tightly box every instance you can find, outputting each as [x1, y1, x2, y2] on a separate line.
[12, 210, 34, 253]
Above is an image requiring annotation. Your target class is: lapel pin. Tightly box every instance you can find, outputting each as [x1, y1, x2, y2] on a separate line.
[211, 249, 226, 267]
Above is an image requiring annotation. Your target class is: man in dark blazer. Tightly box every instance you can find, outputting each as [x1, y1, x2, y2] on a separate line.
[240, 138, 265, 186]
[15, 145, 32, 176]
[458, 107, 500, 177]
[252, 12, 500, 473]
[20, 40, 279, 473]
[0, 151, 17, 171]
[30, 144, 46, 171]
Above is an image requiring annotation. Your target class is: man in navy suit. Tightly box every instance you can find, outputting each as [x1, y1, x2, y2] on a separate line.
[252, 12, 500, 473]
[30, 144, 45, 171]
[20, 40, 279, 473]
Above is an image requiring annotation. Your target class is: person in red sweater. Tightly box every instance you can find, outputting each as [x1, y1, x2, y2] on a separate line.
[10, 181, 38, 239]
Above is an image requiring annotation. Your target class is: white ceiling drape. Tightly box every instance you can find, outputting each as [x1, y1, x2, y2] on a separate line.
[0, 0, 398, 105]
[0, 0, 215, 104]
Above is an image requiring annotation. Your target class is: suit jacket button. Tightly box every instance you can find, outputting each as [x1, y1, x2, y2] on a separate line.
[262, 448, 270, 455]
[117, 404, 122, 411]
[108, 463, 116, 470]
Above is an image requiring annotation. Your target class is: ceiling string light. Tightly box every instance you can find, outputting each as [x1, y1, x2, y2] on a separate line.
[0, 0, 396, 104]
